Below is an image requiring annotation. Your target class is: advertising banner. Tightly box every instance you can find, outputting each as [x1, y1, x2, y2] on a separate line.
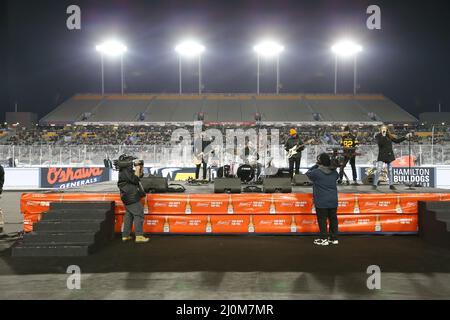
[40, 167, 111, 189]
[21, 193, 450, 233]
[360, 166, 436, 187]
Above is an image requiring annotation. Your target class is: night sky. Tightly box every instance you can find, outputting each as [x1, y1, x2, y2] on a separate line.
[1, 0, 450, 120]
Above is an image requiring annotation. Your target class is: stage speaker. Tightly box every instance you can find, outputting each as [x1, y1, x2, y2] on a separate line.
[214, 178, 241, 194]
[140, 176, 168, 193]
[293, 174, 312, 186]
[276, 168, 291, 178]
[263, 178, 292, 193]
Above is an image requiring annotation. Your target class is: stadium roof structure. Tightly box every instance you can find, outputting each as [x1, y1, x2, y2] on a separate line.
[40, 93, 418, 126]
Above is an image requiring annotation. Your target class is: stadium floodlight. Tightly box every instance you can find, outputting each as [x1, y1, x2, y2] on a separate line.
[331, 40, 362, 57]
[96, 40, 127, 57]
[253, 41, 284, 57]
[254, 41, 284, 94]
[331, 40, 362, 95]
[175, 40, 205, 95]
[96, 40, 128, 96]
[175, 41, 205, 57]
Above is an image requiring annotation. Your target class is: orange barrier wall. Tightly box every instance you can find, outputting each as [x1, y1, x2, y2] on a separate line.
[21, 193, 450, 234]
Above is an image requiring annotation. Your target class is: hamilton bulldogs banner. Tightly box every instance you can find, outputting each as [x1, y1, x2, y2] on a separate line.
[40, 167, 111, 189]
[360, 166, 436, 187]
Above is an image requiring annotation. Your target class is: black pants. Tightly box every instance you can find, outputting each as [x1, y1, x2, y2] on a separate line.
[196, 161, 207, 180]
[288, 157, 301, 179]
[316, 208, 339, 240]
[339, 155, 357, 182]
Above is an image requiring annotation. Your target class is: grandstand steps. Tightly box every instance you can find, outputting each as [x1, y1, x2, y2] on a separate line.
[39, 209, 112, 221]
[11, 244, 95, 257]
[12, 201, 115, 257]
[23, 232, 98, 244]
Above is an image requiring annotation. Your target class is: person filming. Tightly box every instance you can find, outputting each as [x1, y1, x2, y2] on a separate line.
[306, 153, 339, 246]
[373, 125, 413, 190]
[116, 154, 149, 243]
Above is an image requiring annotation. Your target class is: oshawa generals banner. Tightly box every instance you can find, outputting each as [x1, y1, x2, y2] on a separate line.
[40, 167, 110, 189]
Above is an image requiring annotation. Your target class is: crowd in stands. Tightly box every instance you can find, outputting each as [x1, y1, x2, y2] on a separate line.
[2, 123, 449, 147]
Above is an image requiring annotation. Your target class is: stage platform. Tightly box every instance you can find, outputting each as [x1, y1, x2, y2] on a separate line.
[28, 181, 450, 194]
[20, 181, 450, 235]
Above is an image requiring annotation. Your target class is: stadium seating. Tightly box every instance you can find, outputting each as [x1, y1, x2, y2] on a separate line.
[39, 94, 418, 124]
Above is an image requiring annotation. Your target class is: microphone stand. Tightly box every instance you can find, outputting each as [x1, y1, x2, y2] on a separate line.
[406, 134, 415, 190]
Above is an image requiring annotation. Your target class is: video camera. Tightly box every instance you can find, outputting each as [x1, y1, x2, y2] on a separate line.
[113, 154, 144, 171]
[318, 149, 343, 170]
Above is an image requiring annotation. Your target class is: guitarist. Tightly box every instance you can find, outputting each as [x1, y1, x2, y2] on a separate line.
[285, 128, 304, 180]
[338, 126, 359, 185]
[194, 134, 212, 180]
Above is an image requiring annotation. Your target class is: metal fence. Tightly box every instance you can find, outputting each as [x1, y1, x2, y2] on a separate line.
[0, 144, 449, 168]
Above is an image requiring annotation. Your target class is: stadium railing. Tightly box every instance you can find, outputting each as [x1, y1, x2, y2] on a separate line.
[0, 144, 449, 168]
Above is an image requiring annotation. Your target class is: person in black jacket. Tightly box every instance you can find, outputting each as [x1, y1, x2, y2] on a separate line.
[0, 164, 3, 233]
[373, 125, 412, 190]
[117, 155, 149, 243]
[285, 128, 304, 180]
[338, 126, 359, 185]
[0, 164, 4, 194]
[306, 153, 340, 246]
[194, 133, 212, 180]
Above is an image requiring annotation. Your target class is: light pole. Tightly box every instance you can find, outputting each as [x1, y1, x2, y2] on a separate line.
[254, 41, 284, 95]
[96, 40, 128, 96]
[331, 40, 362, 95]
[175, 40, 205, 95]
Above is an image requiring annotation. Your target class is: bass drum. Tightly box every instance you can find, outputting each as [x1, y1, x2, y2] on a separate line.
[237, 164, 255, 183]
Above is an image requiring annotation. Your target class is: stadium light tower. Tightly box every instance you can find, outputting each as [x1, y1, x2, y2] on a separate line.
[254, 41, 284, 94]
[96, 40, 128, 96]
[175, 40, 205, 95]
[331, 40, 362, 95]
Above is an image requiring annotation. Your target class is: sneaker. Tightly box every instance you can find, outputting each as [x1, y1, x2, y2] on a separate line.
[337, 180, 343, 185]
[135, 235, 150, 243]
[313, 239, 329, 246]
[122, 236, 133, 242]
[353, 181, 359, 186]
[389, 185, 397, 190]
[329, 239, 339, 245]
[372, 185, 377, 190]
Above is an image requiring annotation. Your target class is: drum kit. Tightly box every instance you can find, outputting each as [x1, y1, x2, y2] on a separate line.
[216, 153, 278, 184]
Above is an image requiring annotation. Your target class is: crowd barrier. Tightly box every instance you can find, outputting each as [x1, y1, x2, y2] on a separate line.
[4, 165, 450, 190]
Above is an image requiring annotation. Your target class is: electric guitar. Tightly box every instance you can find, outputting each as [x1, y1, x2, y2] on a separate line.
[287, 139, 314, 159]
[193, 149, 214, 166]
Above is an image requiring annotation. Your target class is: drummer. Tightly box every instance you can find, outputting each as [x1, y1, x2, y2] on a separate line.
[243, 141, 261, 180]
[244, 141, 259, 162]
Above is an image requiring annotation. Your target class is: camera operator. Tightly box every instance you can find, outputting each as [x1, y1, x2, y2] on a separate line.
[116, 154, 149, 243]
[0, 164, 4, 234]
[306, 153, 339, 246]
[0, 164, 4, 195]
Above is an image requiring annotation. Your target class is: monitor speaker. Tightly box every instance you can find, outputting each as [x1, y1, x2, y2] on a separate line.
[263, 178, 292, 193]
[276, 168, 291, 178]
[214, 178, 241, 194]
[293, 174, 312, 186]
[140, 176, 169, 193]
